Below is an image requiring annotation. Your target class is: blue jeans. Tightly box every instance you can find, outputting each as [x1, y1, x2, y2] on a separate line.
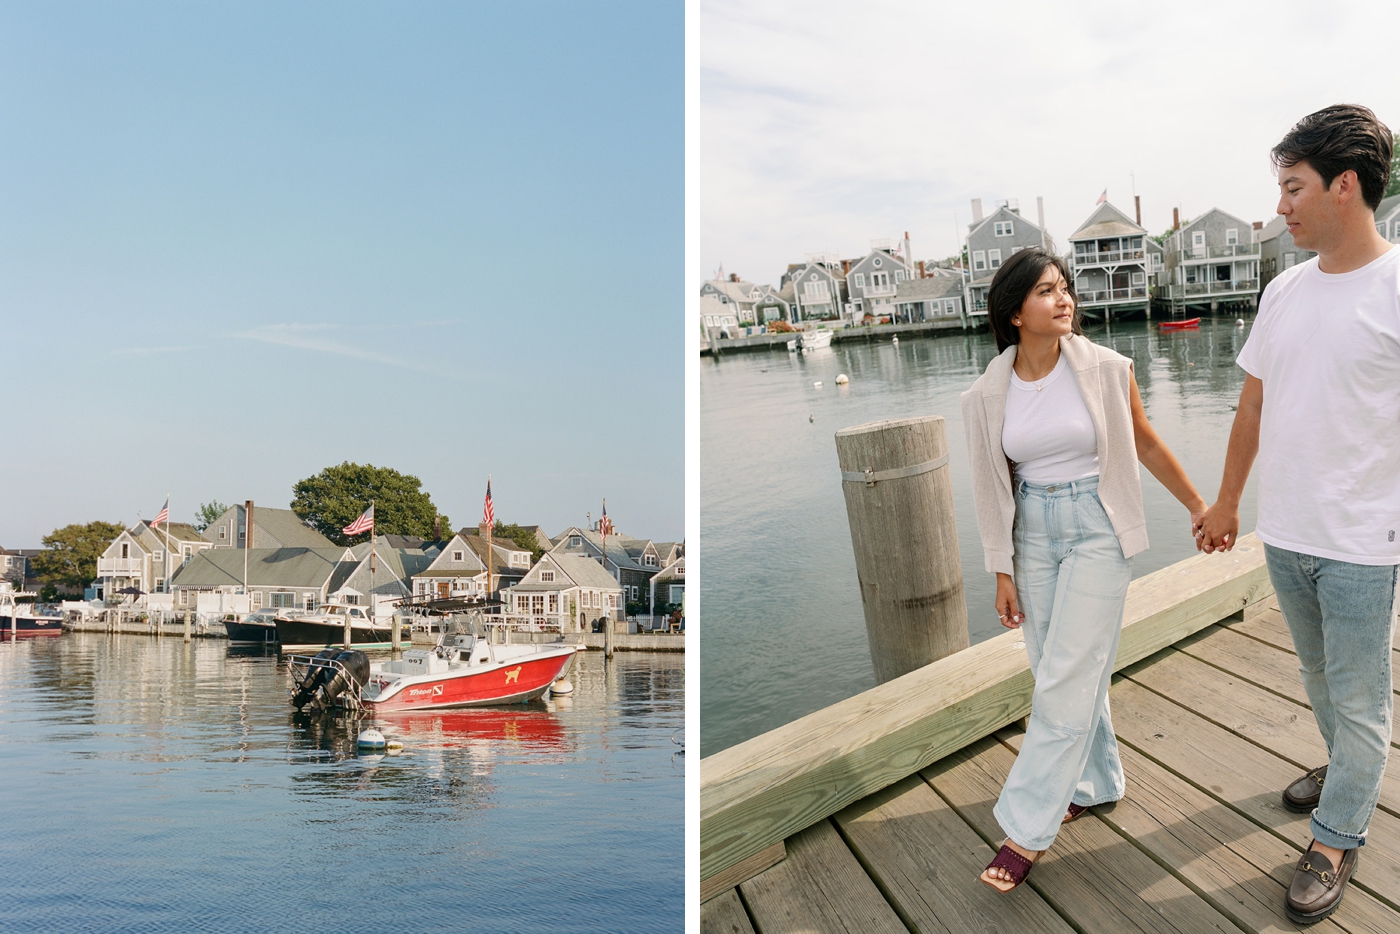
[995, 477, 1131, 851]
[1264, 545, 1398, 850]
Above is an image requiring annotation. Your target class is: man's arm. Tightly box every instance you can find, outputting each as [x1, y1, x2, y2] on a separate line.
[1198, 374, 1263, 552]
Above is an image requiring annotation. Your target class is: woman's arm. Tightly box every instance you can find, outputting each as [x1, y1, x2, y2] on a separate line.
[1129, 369, 1208, 538]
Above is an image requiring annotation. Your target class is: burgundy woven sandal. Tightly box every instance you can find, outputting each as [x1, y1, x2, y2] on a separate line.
[981, 844, 1035, 892]
[1063, 803, 1089, 824]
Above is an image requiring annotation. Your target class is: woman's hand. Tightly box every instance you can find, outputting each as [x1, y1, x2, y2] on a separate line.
[995, 573, 1024, 628]
[1188, 502, 1208, 552]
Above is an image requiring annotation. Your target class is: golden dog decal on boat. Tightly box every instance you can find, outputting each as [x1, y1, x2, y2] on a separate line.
[504, 666, 522, 684]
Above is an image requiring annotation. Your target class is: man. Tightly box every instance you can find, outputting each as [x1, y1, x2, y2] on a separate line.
[1198, 103, 1399, 925]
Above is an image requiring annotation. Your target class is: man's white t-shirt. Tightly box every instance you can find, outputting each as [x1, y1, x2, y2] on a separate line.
[1236, 245, 1400, 565]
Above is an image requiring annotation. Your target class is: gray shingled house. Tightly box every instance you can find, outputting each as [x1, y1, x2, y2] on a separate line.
[204, 504, 334, 550]
[964, 201, 1050, 318]
[94, 521, 213, 600]
[782, 256, 846, 323]
[1068, 201, 1151, 320]
[504, 551, 625, 632]
[1161, 207, 1261, 314]
[1256, 214, 1317, 290]
[893, 275, 966, 327]
[845, 241, 913, 322]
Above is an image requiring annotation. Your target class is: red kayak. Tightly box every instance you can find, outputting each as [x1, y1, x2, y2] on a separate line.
[1159, 317, 1200, 330]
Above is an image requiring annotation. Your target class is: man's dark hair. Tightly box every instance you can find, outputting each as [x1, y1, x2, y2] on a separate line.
[1272, 104, 1393, 211]
[986, 248, 1082, 353]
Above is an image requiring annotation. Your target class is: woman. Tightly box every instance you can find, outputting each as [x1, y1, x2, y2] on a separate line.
[961, 248, 1206, 892]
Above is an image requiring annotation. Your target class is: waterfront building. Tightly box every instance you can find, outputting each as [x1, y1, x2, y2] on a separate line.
[893, 275, 966, 326]
[1145, 237, 1166, 293]
[458, 525, 535, 598]
[751, 283, 794, 323]
[0, 549, 26, 587]
[94, 521, 212, 600]
[700, 293, 739, 341]
[649, 554, 685, 615]
[551, 527, 658, 609]
[781, 254, 846, 324]
[503, 551, 624, 631]
[1160, 207, 1260, 313]
[1375, 193, 1400, 244]
[653, 541, 684, 567]
[409, 532, 488, 600]
[964, 199, 1050, 318]
[1067, 201, 1151, 320]
[204, 504, 334, 550]
[1256, 214, 1317, 290]
[700, 276, 760, 324]
[845, 238, 914, 322]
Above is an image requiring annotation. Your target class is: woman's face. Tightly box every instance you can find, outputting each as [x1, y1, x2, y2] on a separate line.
[1015, 264, 1075, 341]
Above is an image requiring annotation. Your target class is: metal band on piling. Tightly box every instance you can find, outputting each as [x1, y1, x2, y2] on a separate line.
[841, 453, 949, 487]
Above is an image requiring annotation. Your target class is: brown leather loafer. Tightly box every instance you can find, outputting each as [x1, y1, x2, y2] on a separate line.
[1286, 842, 1357, 924]
[1282, 764, 1328, 813]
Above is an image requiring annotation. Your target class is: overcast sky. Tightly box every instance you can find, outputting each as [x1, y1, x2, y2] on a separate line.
[2, 2, 682, 548]
[702, 0, 1400, 285]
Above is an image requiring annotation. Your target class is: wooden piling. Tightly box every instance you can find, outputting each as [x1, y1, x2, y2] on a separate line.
[835, 415, 969, 684]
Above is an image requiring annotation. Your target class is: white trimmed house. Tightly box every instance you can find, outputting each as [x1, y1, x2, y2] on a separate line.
[845, 240, 913, 322]
[1068, 201, 1152, 320]
[504, 552, 625, 632]
[965, 201, 1050, 317]
[782, 256, 846, 324]
[1160, 207, 1260, 313]
[409, 533, 488, 600]
[94, 521, 213, 601]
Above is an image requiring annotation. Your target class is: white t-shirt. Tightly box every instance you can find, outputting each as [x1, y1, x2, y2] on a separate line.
[1236, 246, 1400, 565]
[1002, 353, 1100, 484]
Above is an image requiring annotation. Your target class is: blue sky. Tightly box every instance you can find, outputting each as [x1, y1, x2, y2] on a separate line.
[2, 1, 683, 547]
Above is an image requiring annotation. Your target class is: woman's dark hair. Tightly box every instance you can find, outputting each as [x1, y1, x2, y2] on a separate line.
[1272, 104, 1393, 211]
[986, 248, 1081, 353]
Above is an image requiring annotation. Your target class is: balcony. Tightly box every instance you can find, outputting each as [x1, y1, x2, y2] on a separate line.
[97, 557, 145, 577]
[1073, 249, 1146, 267]
[1179, 244, 1260, 262]
[1075, 286, 1149, 305]
[1169, 279, 1259, 297]
[863, 283, 898, 297]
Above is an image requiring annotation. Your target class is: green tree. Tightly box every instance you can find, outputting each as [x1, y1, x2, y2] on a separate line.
[1387, 132, 1400, 199]
[194, 501, 229, 532]
[493, 521, 545, 562]
[30, 520, 125, 592]
[291, 462, 449, 546]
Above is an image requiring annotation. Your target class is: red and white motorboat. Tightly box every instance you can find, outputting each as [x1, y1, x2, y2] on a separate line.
[361, 632, 579, 711]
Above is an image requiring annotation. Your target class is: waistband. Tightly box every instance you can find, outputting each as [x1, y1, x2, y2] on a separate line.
[1015, 475, 1100, 497]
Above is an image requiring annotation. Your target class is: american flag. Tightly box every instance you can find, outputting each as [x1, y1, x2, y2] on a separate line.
[343, 504, 374, 537]
[599, 500, 613, 537]
[150, 496, 169, 528]
[1095, 188, 1107, 205]
[482, 478, 494, 528]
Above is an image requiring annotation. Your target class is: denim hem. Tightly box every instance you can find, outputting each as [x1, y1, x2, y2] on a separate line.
[1311, 811, 1368, 850]
[1072, 792, 1123, 807]
[993, 801, 1059, 853]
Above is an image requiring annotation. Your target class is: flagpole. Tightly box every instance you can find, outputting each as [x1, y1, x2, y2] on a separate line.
[163, 493, 171, 612]
[485, 476, 493, 609]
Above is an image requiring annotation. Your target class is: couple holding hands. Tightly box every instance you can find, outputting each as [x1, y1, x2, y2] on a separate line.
[962, 103, 1400, 925]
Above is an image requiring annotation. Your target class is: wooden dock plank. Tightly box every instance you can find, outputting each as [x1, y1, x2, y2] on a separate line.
[999, 726, 1400, 934]
[1109, 678, 1400, 907]
[738, 819, 908, 934]
[835, 773, 1075, 933]
[700, 889, 757, 934]
[1222, 605, 1400, 666]
[922, 736, 1243, 934]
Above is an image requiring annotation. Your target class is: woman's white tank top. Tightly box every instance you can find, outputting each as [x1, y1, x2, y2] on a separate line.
[1001, 353, 1100, 484]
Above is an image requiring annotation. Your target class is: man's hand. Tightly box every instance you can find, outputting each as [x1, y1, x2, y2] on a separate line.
[1195, 501, 1239, 553]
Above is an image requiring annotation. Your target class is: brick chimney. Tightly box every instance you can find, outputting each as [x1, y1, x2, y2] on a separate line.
[729, 273, 739, 283]
[244, 500, 254, 549]
[1134, 195, 1141, 226]
[916, 260, 925, 278]
[1172, 207, 1180, 231]
[1252, 220, 1263, 230]
[841, 259, 851, 275]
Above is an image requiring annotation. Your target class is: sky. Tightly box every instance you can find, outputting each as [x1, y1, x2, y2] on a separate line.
[701, 0, 1400, 286]
[1, 1, 683, 548]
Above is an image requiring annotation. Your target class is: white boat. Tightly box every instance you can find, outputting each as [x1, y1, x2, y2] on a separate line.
[273, 601, 408, 652]
[798, 329, 833, 350]
[0, 582, 64, 638]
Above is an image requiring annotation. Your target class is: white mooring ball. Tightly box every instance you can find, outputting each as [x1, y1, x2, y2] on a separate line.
[357, 728, 386, 750]
[835, 374, 849, 385]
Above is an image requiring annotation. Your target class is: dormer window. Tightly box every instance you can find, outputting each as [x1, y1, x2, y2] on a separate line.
[644, 555, 657, 567]
[994, 220, 1014, 237]
[541, 571, 555, 582]
[569, 536, 581, 547]
[453, 551, 464, 562]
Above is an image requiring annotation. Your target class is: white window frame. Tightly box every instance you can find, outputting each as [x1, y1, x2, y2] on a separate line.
[994, 220, 1014, 237]
[1225, 228, 1238, 245]
[153, 549, 163, 562]
[1132, 271, 1146, 285]
[973, 250, 986, 271]
[1283, 252, 1297, 269]
[894, 270, 904, 282]
[988, 249, 1002, 269]
[853, 273, 865, 288]
[541, 570, 555, 582]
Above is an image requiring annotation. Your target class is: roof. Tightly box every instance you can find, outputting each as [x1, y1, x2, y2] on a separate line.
[967, 203, 1043, 239]
[1376, 193, 1400, 220]
[169, 547, 352, 590]
[1069, 202, 1145, 241]
[1255, 215, 1287, 243]
[215, 506, 335, 549]
[415, 534, 487, 577]
[550, 527, 649, 572]
[702, 278, 758, 303]
[513, 552, 622, 592]
[895, 277, 964, 301]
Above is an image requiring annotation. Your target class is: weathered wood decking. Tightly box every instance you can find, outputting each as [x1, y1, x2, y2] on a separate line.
[702, 594, 1400, 933]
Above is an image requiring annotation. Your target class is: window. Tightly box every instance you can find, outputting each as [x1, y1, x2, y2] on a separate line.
[670, 585, 685, 603]
[531, 595, 545, 615]
[802, 279, 830, 300]
[872, 257, 882, 267]
[121, 543, 129, 559]
[1226, 228, 1238, 245]
[541, 570, 555, 582]
[569, 536, 581, 547]
[973, 250, 986, 271]
[218, 525, 227, 540]
[1283, 252, 1296, 269]
[452, 550, 464, 562]
[305, 594, 316, 611]
[644, 554, 657, 567]
[155, 578, 164, 593]
[270, 592, 296, 608]
[1132, 271, 1146, 285]
[183, 545, 192, 561]
[1191, 231, 1205, 255]
[894, 270, 904, 282]
[853, 273, 865, 288]
[252, 591, 264, 608]
[548, 593, 558, 613]
[994, 220, 1014, 237]
[153, 549, 163, 562]
[989, 249, 1002, 269]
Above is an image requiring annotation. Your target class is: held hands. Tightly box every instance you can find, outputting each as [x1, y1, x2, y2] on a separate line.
[1193, 501, 1238, 554]
[994, 573, 1024, 629]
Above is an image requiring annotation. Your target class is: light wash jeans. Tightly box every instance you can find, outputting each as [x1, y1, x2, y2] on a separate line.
[1265, 545, 1398, 850]
[995, 477, 1131, 851]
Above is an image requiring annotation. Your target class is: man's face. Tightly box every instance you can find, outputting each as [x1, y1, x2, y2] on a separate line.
[1276, 160, 1338, 252]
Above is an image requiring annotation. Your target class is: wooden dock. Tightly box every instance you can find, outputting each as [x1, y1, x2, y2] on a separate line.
[701, 537, 1400, 933]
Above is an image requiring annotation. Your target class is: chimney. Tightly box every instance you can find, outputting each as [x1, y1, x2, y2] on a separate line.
[971, 198, 984, 223]
[1252, 220, 1263, 230]
[1172, 207, 1180, 231]
[433, 515, 442, 540]
[841, 259, 851, 275]
[729, 272, 739, 283]
[244, 500, 254, 550]
[1134, 195, 1141, 226]
[916, 260, 925, 278]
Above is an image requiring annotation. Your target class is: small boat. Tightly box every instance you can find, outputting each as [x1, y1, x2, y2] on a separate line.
[1159, 317, 1201, 330]
[361, 631, 578, 711]
[274, 601, 408, 652]
[0, 582, 64, 637]
[223, 608, 280, 646]
[798, 329, 833, 350]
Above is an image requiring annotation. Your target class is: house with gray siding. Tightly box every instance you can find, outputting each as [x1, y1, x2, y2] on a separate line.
[1068, 202, 1151, 320]
[94, 521, 213, 600]
[205, 504, 334, 550]
[845, 240, 913, 322]
[1257, 214, 1317, 290]
[550, 527, 657, 609]
[410, 533, 488, 600]
[700, 293, 739, 341]
[965, 201, 1049, 317]
[504, 551, 624, 632]
[700, 276, 759, 324]
[893, 275, 966, 326]
[1161, 208, 1260, 312]
[168, 545, 353, 611]
[1374, 194, 1400, 245]
[782, 255, 846, 323]
[752, 284, 793, 323]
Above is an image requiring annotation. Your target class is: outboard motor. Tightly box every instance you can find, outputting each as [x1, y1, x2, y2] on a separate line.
[292, 649, 370, 713]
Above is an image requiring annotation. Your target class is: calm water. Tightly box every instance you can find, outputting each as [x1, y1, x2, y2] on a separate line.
[701, 317, 1261, 758]
[0, 635, 682, 933]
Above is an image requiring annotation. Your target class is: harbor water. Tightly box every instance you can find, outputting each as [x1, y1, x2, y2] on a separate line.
[0, 635, 682, 933]
[701, 317, 1260, 758]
